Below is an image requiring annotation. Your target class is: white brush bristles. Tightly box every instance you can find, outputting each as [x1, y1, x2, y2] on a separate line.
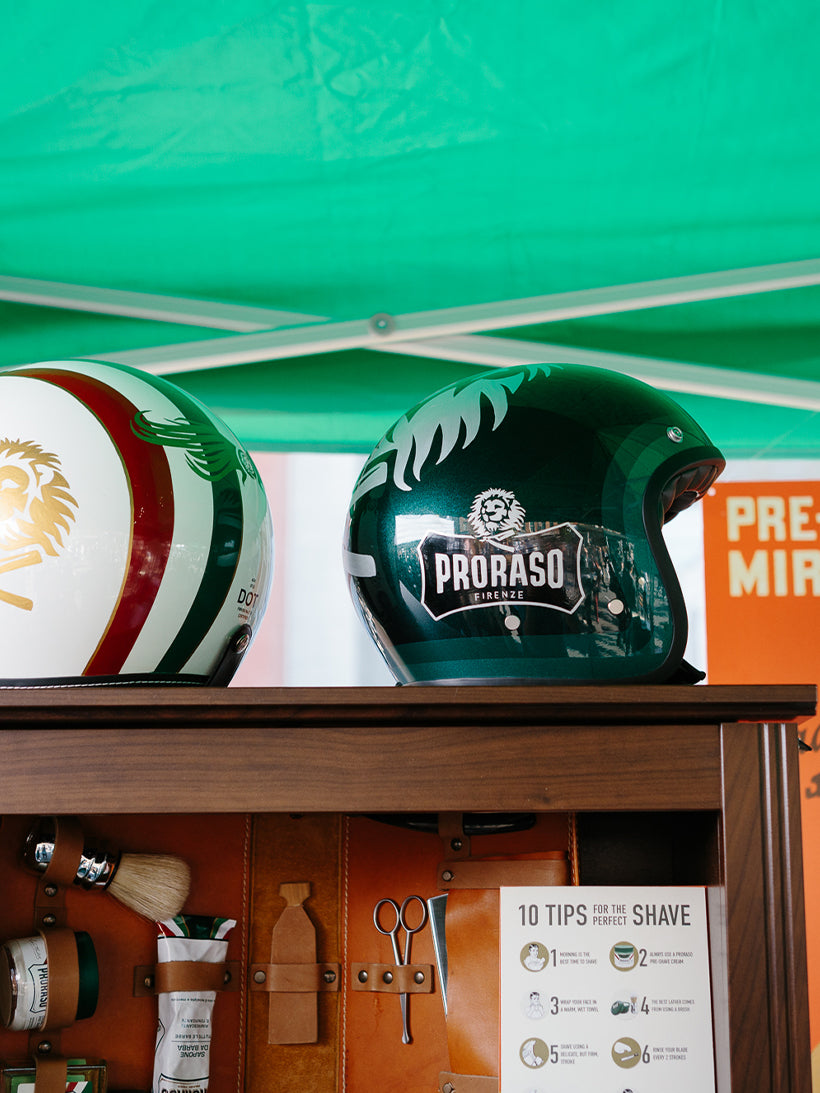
[108, 853, 192, 920]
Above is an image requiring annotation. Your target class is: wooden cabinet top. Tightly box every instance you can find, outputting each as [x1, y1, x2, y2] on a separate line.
[0, 684, 814, 814]
[0, 682, 816, 728]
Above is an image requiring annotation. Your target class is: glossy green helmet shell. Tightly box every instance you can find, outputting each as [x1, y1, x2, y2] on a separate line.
[344, 363, 724, 685]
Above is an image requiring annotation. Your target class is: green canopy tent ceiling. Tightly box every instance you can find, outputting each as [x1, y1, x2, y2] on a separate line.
[2, 2, 820, 459]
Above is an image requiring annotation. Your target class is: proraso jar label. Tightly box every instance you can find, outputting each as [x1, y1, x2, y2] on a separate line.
[1, 935, 49, 1031]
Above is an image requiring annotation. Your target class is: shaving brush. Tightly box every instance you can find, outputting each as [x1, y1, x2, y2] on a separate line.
[23, 817, 191, 921]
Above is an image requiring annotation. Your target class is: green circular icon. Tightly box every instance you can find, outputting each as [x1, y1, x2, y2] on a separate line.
[609, 941, 637, 971]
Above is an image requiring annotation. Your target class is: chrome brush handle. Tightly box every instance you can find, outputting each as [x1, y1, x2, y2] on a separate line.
[23, 816, 119, 889]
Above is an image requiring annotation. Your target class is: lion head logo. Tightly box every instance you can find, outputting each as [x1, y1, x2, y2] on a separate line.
[0, 440, 78, 610]
[468, 488, 526, 541]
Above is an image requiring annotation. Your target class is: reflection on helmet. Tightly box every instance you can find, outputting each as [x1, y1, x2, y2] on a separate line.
[0, 360, 273, 686]
[344, 363, 724, 685]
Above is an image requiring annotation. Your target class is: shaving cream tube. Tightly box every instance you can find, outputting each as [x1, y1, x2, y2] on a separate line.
[152, 915, 235, 1093]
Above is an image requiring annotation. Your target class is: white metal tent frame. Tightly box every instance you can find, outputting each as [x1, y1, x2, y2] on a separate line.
[3, 256, 820, 414]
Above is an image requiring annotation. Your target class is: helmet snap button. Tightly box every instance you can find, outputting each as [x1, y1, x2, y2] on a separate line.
[667, 426, 684, 443]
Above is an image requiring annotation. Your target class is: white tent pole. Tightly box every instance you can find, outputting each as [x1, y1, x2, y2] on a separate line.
[4, 260, 820, 409]
[375, 334, 820, 412]
[0, 274, 326, 332]
[78, 255, 820, 374]
[1, 257, 819, 361]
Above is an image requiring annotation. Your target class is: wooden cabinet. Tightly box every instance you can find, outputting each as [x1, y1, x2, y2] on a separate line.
[0, 683, 815, 1091]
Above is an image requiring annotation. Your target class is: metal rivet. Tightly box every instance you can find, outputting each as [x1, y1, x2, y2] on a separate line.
[414, 971, 425, 984]
[370, 312, 395, 336]
[253, 970, 266, 984]
[223, 970, 232, 984]
[41, 914, 57, 927]
[323, 970, 336, 984]
[144, 975, 155, 989]
[235, 632, 250, 653]
[382, 971, 393, 984]
[441, 870, 454, 882]
[43, 884, 58, 897]
[667, 426, 684, 443]
[450, 838, 463, 852]
[443, 1084, 455, 1093]
[358, 969, 368, 983]
[36, 1041, 52, 1056]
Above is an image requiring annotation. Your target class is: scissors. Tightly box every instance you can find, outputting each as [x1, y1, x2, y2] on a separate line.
[373, 895, 429, 1044]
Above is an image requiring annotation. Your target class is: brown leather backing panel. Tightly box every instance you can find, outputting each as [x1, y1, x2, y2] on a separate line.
[342, 816, 450, 1091]
[0, 813, 250, 1092]
[341, 813, 571, 1092]
[245, 813, 341, 1093]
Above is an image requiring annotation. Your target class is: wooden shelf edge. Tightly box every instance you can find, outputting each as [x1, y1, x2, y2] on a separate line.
[0, 683, 815, 729]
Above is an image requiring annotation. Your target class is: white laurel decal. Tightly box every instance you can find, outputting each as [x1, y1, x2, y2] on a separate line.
[351, 364, 549, 503]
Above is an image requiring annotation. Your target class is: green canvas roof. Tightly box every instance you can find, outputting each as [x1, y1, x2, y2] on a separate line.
[3, 2, 819, 457]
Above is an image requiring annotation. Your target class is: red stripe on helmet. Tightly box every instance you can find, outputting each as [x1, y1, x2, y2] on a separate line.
[21, 367, 174, 675]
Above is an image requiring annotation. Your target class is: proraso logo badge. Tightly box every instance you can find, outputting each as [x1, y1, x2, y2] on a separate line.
[417, 488, 585, 621]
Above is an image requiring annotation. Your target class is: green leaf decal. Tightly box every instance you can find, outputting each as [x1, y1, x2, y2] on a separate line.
[131, 413, 251, 483]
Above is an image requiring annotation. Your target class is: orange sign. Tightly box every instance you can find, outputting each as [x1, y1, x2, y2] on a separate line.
[702, 481, 820, 1073]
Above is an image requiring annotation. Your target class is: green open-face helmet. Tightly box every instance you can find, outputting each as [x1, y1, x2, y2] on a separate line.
[343, 363, 724, 685]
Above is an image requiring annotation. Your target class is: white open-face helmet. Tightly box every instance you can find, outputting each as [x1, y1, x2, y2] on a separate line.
[0, 359, 273, 686]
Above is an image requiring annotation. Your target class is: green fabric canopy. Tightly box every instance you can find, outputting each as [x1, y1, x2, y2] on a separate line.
[2, 2, 819, 457]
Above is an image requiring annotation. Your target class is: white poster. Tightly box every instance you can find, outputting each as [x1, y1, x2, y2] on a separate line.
[499, 886, 716, 1092]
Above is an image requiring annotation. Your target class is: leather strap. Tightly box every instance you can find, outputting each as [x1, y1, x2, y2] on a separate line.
[33, 1053, 69, 1093]
[155, 959, 230, 994]
[41, 928, 79, 1031]
[34, 819, 83, 930]
[34, 876, 68, 931]
[350, 962, 433, 993]
[134, 960, 241, 996]
[438, 813, 472, 858]
[248, 962, 339, 993]
[44, 818, 83, 887]
[439, 1072, 498, 1092]
[438, 854, 567, 890]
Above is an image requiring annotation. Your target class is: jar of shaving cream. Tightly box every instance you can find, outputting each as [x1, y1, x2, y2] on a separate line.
[0, 931, 98, 1031]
